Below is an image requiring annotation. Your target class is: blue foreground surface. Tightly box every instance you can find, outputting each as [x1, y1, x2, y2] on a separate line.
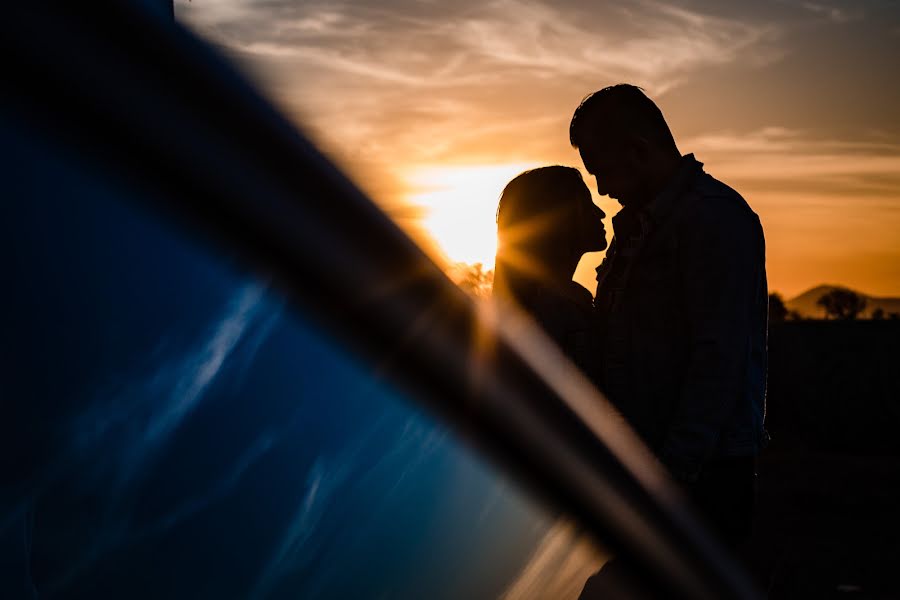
[0, 116, 551, 599]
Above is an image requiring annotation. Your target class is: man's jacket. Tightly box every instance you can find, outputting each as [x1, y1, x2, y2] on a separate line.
[594, 155, 768, 481]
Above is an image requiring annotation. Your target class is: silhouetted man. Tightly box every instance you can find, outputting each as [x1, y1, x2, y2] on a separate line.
[570, 85, 768, 549]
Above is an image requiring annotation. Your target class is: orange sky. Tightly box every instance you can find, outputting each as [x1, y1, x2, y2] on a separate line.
[179, 0, 900, 298]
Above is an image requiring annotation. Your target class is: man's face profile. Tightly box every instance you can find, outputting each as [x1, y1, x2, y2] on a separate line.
[574, 184, 608, 253]
[579, 139, 639, 206]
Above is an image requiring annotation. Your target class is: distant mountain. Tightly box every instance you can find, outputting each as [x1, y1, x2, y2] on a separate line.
[785, 285, 900, 319]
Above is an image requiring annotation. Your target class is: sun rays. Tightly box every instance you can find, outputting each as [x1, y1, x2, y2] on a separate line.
[405, 163, 541, 268]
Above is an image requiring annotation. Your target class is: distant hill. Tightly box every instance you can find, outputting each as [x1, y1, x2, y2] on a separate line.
[786, 285, 900, 319]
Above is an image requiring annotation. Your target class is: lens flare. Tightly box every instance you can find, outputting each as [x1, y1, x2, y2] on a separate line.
[405, 163, 540, 268]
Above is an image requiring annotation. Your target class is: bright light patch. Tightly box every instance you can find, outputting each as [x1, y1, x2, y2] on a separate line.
[405, 163, 540, 268]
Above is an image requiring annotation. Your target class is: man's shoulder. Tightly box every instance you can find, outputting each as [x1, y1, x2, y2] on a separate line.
[695, 171, 742, 199]
[681, 171, 758, 226]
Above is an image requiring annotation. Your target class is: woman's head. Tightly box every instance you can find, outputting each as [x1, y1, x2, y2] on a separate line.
[494, 166, 606, 302]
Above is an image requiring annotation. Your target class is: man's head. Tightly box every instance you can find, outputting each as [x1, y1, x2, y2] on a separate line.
[570, 84, 681, 207]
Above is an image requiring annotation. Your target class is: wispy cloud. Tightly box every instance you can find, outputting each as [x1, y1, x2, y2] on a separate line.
[34, 285, 275, 594]
[686, 127, 900, 296]
[186, 0, 781, 87]
[687, 127, 900, 198]
[74, 284, 268, 462]
[799, 1, 864, 24]
[178, 0, 900, 297]
[179, 0, 784, 186]
[250, 457, 351, 600]
[142, 285, 266, 444]
[250, 412, 450, 599]
[146, 431, 278, 534]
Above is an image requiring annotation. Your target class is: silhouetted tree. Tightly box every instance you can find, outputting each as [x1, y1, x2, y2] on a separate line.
[871, 307, 885, 320]
[768, 293, 788, 322]
[816, 288, 867, 320]
[449, 262, 494, 299]
[889, 312, 900, 321]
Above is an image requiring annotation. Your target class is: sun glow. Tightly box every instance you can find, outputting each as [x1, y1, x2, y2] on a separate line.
[405, 163, 540, 269]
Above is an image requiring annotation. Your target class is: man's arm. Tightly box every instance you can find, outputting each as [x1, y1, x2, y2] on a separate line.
[659, 194, 764, 482]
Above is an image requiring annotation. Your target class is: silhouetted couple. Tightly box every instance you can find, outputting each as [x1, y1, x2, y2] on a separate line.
[493, 85, 768, 595]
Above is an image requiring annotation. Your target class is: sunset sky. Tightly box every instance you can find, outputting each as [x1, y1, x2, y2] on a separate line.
[178, 0, 900, 298]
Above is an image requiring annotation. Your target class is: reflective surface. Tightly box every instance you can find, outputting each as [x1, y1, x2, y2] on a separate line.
[0, 114, 605, 599]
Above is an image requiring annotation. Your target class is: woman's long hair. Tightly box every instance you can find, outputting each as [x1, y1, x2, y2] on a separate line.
[493, 166, 589, 308]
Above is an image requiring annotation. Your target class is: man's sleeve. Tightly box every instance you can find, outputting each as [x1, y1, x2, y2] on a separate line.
[659, 194, 764, 482]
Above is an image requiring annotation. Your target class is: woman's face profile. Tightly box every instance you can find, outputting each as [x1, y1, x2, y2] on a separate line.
[573, 184, 607, 255]
[496, 167, 606, 282]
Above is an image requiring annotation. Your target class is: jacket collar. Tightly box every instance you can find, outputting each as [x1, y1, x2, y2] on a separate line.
[642, 153, 703, 225]
[607, 153, 703, 237]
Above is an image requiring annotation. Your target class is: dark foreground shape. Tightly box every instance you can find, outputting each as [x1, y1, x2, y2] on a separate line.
[748, 320, 900, 598]
[2, 3, 760, 599]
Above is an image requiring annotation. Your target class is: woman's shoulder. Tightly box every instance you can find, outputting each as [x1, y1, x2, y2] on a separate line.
[565, 281, 594, 309]
[530, 282, 593, 331]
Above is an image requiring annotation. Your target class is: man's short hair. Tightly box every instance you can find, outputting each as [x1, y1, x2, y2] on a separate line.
[569, 84, 678, 152]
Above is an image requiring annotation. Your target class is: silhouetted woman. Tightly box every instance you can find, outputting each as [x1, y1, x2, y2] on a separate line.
[493, 166, 607, 369]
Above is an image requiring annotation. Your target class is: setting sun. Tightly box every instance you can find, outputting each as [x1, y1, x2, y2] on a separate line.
[405, 163, 541, 268]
